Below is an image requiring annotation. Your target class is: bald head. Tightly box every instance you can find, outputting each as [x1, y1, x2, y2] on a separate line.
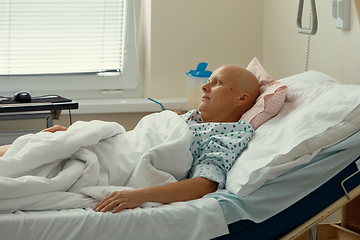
[198, 64, 260, 123]
[223, 64, 260, 110]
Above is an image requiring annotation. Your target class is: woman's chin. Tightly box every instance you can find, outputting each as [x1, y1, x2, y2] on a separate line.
[198, 102, 207, 112]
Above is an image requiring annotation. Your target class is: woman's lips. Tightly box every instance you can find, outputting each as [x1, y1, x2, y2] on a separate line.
[202, 95, 210, 100]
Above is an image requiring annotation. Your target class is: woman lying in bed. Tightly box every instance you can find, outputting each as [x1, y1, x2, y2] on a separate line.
[0, 64, 259, 213]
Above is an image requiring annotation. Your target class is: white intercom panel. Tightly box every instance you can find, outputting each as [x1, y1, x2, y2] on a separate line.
[332, 0, 351, 30]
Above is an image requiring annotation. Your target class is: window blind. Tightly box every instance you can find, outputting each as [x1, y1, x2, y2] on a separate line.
[0, 0, 126, 76]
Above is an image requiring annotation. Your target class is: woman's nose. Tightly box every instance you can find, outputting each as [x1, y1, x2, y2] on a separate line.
[201, 82, 210, 92]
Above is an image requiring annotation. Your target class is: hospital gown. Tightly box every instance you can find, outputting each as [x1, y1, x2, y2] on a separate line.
[180, 110, 254, 189]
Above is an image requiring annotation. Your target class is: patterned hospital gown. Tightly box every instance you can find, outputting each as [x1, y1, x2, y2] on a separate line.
[180, 110, 254, 189]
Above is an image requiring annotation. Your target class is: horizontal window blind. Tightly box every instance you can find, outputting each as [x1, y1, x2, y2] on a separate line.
[0, 0, 126, 75]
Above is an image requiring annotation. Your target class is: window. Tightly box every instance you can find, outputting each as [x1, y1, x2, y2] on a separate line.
[0, 0, 142, 99]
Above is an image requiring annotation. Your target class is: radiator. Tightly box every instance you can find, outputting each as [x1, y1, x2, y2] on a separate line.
[0, 130, 40, 145]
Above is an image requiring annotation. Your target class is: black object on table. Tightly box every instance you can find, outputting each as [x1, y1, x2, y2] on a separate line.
[0, 96, 78, 128]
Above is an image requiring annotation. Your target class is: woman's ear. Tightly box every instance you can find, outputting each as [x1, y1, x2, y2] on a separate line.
[237, 93, 251, 106]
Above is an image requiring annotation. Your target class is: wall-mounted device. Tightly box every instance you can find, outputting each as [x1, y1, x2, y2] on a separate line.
[332, 0, 351, 30]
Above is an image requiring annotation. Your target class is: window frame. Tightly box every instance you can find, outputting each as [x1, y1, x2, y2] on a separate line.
[0, 0, 143, 100]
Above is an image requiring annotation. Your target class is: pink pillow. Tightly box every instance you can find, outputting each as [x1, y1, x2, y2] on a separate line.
[240, 57, 287, 130]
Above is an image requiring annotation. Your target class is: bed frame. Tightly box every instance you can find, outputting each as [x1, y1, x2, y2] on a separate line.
[214, 157, 360, 240]
[283, 184, 360, 240]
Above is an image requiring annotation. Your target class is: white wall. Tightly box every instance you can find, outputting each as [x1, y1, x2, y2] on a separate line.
[146, 0, 264, 99]
[263, 0, 360, 224]
[264, 0, 360, 84]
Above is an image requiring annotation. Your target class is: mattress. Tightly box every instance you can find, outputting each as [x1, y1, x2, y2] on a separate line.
[210, 130, 360, 240]
[213, 156, 360, 240]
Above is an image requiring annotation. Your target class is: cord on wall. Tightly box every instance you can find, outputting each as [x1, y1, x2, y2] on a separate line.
[304, 7, 312, 72]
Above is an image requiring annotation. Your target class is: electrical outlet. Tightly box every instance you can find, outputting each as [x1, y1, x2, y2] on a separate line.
[332, 0, 351, 30]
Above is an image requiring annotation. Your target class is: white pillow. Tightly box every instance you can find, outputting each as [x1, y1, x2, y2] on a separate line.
[226, 70, 360, 197]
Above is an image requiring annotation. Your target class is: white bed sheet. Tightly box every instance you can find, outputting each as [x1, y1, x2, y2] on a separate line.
[207, 129, 360, 225]
[0, 198, 228, 240]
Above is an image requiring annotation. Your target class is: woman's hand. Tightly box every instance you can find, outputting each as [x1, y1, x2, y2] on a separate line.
[93, 189, 146, 213]
[93, 178, 218, 213]
[1, 125, 68, 157]
[0, 144, 11, 157]
[41, 125, 68, 133]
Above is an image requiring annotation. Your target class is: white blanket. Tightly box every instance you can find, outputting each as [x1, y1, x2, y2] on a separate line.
[0, 111, 193, 212]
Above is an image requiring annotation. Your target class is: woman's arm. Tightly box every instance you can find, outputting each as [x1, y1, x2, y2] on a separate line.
[0, 144, 11, 157]
[94, 177, 218, 213]
[41, 125, 68, 133]
[0, 125, 68, 157]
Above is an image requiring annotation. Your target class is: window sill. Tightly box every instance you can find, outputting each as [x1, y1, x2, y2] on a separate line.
[71, 98, 188, 114]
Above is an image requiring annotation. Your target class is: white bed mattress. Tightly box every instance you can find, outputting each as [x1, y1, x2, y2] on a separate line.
[0, 197, 228, 240]
[207, 129, 360, 225]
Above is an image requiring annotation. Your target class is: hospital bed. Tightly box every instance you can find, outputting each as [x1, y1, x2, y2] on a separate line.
[212, 138, 360, 240]
[0, 70, 360, 240]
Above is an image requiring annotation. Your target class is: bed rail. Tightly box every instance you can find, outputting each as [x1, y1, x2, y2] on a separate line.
[280, 182, 360, 240]
[342, 171, 360, 200]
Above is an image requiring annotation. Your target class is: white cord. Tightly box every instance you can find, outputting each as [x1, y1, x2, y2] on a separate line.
[305, 35, 311, 72]
[304, 7, 312, 72]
